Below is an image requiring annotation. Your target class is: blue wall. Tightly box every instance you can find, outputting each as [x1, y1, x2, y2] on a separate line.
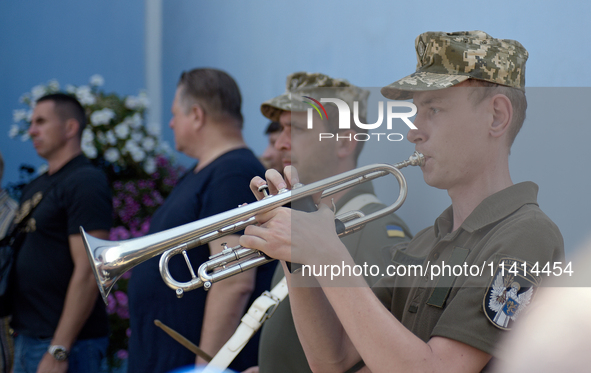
[1, 0, 590, 256]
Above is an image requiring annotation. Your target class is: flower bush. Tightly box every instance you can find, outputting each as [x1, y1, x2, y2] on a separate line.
[10, 75, 171, 181]
[10, 76, 185, 371]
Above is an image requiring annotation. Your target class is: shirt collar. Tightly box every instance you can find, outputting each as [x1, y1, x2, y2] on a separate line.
[434, 182, 539, 237]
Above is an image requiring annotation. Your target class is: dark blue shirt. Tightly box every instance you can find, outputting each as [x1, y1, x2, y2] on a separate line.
[128, 148, 275, 373]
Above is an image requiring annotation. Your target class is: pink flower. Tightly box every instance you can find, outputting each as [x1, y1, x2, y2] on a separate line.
[109, 226, 131, 241]
[140, 219, 151, 234]
[124, 182, 137, 194]
[116, 349, 129, 360]
[106, 295, 117, 315]
[114, 290, 128, 307]
[121, 269, 132, 280]
[116, 306, 129, 319]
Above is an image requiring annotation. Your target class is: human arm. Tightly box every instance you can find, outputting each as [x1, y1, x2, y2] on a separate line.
[196, 234, 256, 366]
[36, 230, 109, 373]
[240, 169, 492, 373]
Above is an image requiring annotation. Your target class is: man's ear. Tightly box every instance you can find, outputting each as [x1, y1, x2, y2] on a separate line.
[65, 119, 80, 139]
[191, 103, 206, 129]
[489, 94, 513, 139]
[336, 129, 358, 159]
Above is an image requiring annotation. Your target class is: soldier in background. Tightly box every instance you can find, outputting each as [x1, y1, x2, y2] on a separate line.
[248, 72, 412, 373]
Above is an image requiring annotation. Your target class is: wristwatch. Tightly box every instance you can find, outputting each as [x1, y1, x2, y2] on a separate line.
[48, 345, 69, 361]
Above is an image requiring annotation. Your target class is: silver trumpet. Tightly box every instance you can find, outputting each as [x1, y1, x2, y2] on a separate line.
[81, 152, 424, 304]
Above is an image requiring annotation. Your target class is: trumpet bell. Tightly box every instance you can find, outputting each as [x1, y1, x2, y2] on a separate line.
[81, 228, 122, 304]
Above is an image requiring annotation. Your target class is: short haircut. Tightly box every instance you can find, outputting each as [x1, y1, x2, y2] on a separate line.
[37, 93, 87, 137]
[467, 80, 527, 148]
[265, 121, 281, 135]
[177, 68, 244, 128]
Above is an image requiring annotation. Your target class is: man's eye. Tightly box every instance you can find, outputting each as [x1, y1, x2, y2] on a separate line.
[430, 107, 440, 114]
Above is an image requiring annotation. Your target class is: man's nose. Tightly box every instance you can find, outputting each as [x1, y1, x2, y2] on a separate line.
[274, 128, 291, 150]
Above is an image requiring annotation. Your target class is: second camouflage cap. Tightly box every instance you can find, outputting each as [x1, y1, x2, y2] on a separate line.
[381, 30, 529, 100]
[261, 72, 370, 122]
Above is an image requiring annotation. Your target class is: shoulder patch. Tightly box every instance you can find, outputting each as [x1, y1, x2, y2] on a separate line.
[386, 225, 405, 238]
[483, 258, 541, 330]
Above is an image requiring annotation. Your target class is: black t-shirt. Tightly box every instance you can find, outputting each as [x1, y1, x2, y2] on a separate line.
[127, 148, 276, 373]
[11, 154, 112, 339]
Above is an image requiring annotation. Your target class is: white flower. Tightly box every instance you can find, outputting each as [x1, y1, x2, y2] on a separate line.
[65, 84, 76, 93]
[82, 128, 95, 143]
[131, 131, 144, 143]
[137, 91, 150, 108]
[130, 113, 142, 129]
[13, 109, 28, 122]
[106, 130, 117, 145]
[19, 94, 30, 104]
[96, 131, 107, 145]
[125, 93, 149, 110]
[9, 124, 20, 138]
[130, 148, 146, 162]
[82, 142, 98, 159]
[125, 140, 146, 162]
[114, 122, 130, 139]
[76, 86, 96, 105]
[20, 133, 30, 142]
[146, 122, 161, 137]
[90, 108, 116, 126]
[47, 79, 60, 92]
[31, 85, 46, 101]
[90, 74, 104, 87]
[104, 148, 120, 163]
[141, 137, 156, 152]
[125, 140, 139, 153]
[26, 110, 33, 122]
[37, 164, 48, 174]
[158, 141, 172, 155]
[143, 157, 156, 174]
[125, 96, 139, 110]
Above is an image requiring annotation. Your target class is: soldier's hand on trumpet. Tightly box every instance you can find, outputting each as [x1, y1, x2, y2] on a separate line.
[239, 166, 346, 268]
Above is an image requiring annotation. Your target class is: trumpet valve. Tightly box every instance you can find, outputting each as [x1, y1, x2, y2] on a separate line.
[258, 184, 270, 198]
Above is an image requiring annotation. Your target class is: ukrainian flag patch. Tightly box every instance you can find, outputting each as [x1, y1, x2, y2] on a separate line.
[386, 225, 405, 238]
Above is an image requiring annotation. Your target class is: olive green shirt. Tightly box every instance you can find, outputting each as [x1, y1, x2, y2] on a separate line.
[373, 182, 564, 364]
[258, 182, 412, 373]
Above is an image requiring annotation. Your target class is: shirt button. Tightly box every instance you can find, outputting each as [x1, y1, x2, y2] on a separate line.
[433, 253, 439, 259]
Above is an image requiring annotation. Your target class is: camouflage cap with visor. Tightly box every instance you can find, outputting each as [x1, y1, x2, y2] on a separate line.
[261, 72, 370, 122]
[381, 30, 529, 100]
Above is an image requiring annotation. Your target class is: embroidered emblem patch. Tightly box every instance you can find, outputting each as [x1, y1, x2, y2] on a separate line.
[484, 258, 541, 330]
[417, 38, 427, 61]
[386, 225, 405, 238]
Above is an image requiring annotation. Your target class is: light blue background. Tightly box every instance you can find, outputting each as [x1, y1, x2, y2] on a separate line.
[1, 1, 589, 258]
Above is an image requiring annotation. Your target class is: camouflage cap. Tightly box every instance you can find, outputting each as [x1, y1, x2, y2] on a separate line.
[381, 30, 529, 100]
[261, 72, 370, 122]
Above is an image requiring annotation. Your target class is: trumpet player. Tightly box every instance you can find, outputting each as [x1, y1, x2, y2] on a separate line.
[241, 31, 565, 372]
[127, 68, 275, 373]
[251, 72, 412, 373]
